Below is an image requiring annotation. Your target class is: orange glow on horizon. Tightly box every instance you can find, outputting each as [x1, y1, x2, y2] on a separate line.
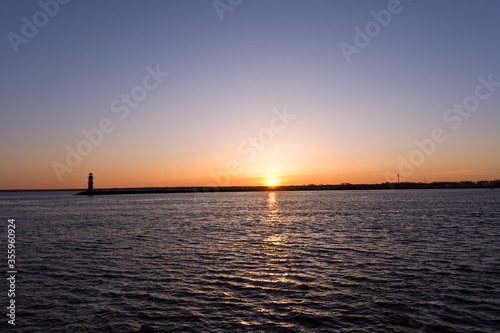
[1, 157, 499, 190]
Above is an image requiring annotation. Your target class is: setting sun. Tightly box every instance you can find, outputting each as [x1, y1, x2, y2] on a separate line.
[268, 178, 276, 186]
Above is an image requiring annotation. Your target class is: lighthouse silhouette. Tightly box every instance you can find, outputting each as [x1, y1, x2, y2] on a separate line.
[87, 173, 94, 192]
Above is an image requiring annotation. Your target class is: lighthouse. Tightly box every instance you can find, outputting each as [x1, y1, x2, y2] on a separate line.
[88, 173, 94, 192]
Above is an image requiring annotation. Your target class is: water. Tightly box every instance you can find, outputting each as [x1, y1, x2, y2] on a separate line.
[1, 189, 499, 332]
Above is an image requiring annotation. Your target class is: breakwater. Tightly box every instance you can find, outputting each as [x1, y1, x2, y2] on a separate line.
[75, 182, 496, 195]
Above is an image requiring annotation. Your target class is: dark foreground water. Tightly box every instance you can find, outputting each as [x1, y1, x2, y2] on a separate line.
[1, 189, 499, 332]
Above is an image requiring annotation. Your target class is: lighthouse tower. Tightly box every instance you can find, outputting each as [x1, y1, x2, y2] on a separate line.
[88, 173, 94, 192]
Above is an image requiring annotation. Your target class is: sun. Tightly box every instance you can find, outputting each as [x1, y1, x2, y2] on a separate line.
[268, 178, 276, 186]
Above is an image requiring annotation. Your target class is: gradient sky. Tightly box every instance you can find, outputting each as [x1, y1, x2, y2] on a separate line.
[1, 0, 499, 189]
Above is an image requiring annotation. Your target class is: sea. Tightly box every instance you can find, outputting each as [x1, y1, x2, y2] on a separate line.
[0, 189, 499, 332]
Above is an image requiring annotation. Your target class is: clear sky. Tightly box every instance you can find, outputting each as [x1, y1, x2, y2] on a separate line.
[1, 0, 499, 189]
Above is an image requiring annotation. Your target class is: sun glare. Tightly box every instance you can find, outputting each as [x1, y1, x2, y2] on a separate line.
[268, 178, 276, 186]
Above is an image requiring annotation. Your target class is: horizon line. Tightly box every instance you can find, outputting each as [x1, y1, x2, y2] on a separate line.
[2, 180, 499, 192]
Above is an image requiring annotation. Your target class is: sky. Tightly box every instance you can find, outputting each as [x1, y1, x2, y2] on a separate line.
[1, 0, 499, 190]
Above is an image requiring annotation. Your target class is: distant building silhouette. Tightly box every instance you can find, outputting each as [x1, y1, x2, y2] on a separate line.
[88, 173, 94, 192]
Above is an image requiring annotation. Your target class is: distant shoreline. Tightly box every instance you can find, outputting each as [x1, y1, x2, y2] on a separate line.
[70, 182, 497, 195]
[0, 182, 497, 194]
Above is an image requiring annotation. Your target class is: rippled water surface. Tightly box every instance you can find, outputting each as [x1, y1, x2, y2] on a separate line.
[1, 189, 499, 332]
